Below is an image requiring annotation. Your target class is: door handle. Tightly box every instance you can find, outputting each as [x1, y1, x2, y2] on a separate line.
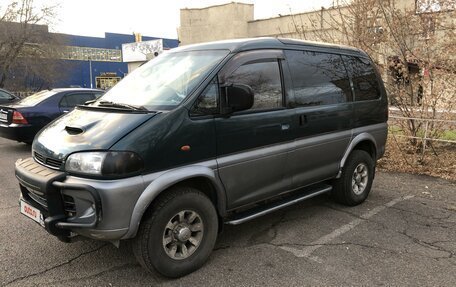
[281, 123, 290, 130]
[299, 114, 307, 126]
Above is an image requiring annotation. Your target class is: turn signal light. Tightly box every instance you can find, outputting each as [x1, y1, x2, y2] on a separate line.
[12, 111, 28, 124]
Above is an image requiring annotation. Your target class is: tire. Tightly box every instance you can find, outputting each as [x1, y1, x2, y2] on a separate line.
[132, 186, 218, 278]
[333, 150, 375, 206]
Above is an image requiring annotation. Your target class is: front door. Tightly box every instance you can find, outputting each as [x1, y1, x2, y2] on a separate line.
[215, 50, 294, 209]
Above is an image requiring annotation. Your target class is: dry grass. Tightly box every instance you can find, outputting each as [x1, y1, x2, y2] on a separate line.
[377, 136, 456, 182]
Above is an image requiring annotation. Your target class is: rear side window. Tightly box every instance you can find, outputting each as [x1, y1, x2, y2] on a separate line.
[18, 90, 57, 106]
[225, 60, 282, 111]
[343, 56, 380, 101]
[0, 90, 12, 100]
[285, 50, 352, 107]
[60, 93, 96, 108]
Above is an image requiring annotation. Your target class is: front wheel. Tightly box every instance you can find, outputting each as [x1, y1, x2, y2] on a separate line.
[333, 150, 375, 206]
[132, 187, 218, 278]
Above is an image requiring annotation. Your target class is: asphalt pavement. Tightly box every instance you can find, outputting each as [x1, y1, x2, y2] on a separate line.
[0, 137, 455, 286]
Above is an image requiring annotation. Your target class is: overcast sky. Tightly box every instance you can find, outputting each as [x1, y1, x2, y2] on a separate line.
[51, 0, 335, 39]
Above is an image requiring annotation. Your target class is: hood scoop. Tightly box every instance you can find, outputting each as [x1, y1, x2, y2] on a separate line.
[65, 125, 84, 135]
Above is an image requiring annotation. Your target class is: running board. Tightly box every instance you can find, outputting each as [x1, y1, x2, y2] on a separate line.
[225, 184, 332, 225]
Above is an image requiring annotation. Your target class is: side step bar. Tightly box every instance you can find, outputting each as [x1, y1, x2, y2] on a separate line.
[225, 184, 332, 225]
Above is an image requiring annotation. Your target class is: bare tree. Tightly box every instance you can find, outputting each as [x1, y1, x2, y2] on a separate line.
[0, 0, 61, 91]
[279, 0, 456, 177]
[285, 0, 455, 146]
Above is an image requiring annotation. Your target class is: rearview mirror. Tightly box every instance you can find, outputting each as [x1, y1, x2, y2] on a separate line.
[221, 84, 254, 115]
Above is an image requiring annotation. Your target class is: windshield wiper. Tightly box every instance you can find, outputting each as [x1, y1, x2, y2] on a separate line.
[97, 101, 148, 111]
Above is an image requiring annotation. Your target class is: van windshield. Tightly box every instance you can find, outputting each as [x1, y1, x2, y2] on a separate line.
[99, 50, 229, 110]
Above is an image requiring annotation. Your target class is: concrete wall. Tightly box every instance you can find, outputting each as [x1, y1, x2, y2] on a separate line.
[179, 2, 254, 45]
[247, 7, 347, 42]
[178, 0, 454, 63]
[178, 0, 424, 44]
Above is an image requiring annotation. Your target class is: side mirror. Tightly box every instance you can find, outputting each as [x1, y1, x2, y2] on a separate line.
[221, 84, 254, 115]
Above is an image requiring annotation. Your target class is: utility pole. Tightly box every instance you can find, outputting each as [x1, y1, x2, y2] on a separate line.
[89, 57, 93, 88]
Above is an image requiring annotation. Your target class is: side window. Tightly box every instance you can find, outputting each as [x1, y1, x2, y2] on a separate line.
[225, 61, 282, 111]
[191, 77, 219, 116]
[285, 50, 352, 107]
[60, 93, 96, 109]
[343, 56, 380, 101]
[0, 90, 12, 100]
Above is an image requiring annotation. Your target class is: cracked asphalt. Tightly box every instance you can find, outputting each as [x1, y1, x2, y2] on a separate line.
[1, 137, 455, 286]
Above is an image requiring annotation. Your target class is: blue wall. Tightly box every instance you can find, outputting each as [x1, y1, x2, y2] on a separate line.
[53, 32, 179, 89]
[54, 60, 129, 88]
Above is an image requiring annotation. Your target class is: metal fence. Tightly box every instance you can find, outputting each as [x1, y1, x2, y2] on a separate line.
[388, 115, 456, 157]
[389, 116, 456, 143]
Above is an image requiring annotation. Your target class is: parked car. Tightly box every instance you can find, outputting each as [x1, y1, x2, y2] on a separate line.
[0, 88, 19, 104]
[0, 88, 104, 143]
[15, 38, 388, 277]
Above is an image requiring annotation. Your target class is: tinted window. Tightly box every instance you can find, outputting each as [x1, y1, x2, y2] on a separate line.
[0, 90, 12, 100]
[60, 93, 95, 108]
[191, 77, 219, 116]
[343, 56, 380, 101]
[285, 50, 352, 107]
[225, 61, 282, 111]
[18, 90, 57, 106]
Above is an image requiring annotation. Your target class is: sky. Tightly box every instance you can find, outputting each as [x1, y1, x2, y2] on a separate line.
[51, 0, 335, 39]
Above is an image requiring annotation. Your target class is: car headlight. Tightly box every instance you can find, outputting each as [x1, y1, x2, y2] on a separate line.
[65, 151, 143, 177]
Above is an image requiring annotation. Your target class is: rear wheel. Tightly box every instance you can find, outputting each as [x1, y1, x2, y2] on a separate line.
[333, 150, 374, 206]
[132, 187, 218, 278]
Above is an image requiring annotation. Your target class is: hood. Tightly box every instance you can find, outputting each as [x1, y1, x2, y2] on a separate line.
[32, 108, 157, 160]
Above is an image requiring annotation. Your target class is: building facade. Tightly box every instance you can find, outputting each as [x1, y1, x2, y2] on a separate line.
[179, 1, 454, 52]
[0, 21, 179, 91]
[54, 31, 179, 90]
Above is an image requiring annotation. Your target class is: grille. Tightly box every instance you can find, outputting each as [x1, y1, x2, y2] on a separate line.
[28, 191, 47, 208]
[63, 195, 76, 213]
[34, 152, 63, 169]
[25, 187, 76, 214]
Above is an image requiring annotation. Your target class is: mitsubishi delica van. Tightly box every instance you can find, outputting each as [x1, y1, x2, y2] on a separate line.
[15, 38, 388, 277]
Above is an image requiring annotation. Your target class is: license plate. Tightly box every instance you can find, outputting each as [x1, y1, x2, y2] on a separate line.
[0, 113, 7, 121]
[20, 200, 45, 227]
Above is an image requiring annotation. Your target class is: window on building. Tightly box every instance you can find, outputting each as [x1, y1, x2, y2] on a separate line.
[343, 56, 380, 101]
[60, 46, 122, 62]
[95, 76, 121, 90]
[285, 50, 352, 107]
[225, 61, 283, 111]
[420, 14, 436, 39]
[416, 0, 455, 13]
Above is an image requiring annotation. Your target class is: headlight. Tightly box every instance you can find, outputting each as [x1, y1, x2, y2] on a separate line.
[65, 151, 143, 177]
[66, 152, 105, 175]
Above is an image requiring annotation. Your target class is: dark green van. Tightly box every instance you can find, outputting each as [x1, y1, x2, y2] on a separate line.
[15, 38, 388, 277]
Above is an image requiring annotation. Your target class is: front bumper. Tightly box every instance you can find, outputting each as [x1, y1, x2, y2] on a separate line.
[15, 158, 145, 241]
